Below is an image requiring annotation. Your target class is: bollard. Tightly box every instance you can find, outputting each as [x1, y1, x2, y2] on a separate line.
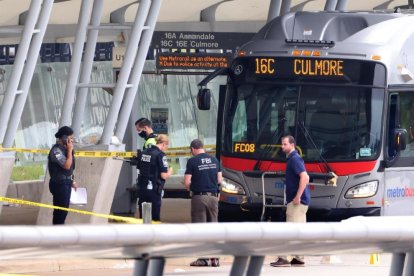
[369, 253, 380, 265]
[134, 198, 140, 219]
[142, 202, 152, 224]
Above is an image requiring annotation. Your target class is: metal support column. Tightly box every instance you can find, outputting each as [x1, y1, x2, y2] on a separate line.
[0, 0, 42, 144]
[133, 259, 149, 276]
[390, 253, 405, 276]
[59, 0, 94, 128]
[230, 256, 249, 276]
[147, 257, 165, 276]
[3, 0, 55, 148]
[245, 256, 265, 276]
[403, 252, 414, 276]
[280, 0, 292, 15]
[324, 0, 338, 11]
[267, 0, 282, 22]
[71, 0, 104, 137]
[336, 0, 348, 11]
[113, 0, 163, 143]
[101, 0, 154, 144]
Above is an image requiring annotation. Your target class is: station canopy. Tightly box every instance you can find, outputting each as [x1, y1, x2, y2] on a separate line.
[0, 0, 410, 44]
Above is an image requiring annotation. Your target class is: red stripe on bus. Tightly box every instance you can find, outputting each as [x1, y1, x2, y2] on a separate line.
[221, 156, 377, 176]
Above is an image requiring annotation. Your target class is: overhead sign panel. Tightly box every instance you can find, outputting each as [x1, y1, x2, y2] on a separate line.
[152, 31, 254, 50]
[157, 53, 232, 70]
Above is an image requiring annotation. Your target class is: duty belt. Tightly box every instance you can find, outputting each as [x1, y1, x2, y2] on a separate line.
[51, 175, 73, 181]
[192, 192, 218, 196]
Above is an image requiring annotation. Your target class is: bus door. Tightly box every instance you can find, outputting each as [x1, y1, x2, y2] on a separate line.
[384, 88, 414, 216]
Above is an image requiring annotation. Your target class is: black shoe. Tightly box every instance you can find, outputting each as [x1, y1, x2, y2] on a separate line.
[270, 258, 291, 267]
[291, 258, 305, 266]
[211, 258, 220, 267]
[190, 258, 210, 266]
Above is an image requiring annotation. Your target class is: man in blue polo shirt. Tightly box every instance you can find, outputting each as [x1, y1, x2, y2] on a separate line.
[271, 135, 310, 267]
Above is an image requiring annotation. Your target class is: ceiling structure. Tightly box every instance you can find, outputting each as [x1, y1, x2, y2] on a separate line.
[0, 0, 411, 44]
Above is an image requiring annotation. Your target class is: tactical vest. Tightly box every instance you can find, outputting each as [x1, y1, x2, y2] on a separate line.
[48, 144, 75, 179]
[143, 133, 157, 149]
[137, 145, 162, 189]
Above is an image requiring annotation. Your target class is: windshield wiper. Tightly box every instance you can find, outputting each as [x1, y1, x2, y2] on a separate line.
[298, 121, 338, 185]
[253, 118, 285, 171]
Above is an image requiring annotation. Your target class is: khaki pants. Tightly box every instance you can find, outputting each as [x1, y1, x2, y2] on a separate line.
[279, 202, 309, 262]
[191, 195, 219, 223]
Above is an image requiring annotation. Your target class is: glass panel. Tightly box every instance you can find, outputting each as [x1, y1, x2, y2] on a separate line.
[223, 83, 384, 162]
[399, 92, 414, 157]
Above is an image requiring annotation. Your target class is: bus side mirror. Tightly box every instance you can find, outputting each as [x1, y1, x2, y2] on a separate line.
[394, 128, 407, 151]
[197, 88, 211, 110]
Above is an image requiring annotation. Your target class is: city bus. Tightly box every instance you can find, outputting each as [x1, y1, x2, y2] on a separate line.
[198, 10, 414, 221]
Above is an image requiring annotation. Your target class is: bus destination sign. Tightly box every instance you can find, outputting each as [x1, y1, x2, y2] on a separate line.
[255, 58, 344, 76]
[233, 57, 386, 86]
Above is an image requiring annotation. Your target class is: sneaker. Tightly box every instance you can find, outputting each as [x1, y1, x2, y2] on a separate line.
[291, 258, 305, 266]
[211, 258, 220, 267]
[190, 258, 211, 266]
[270, 258, 291, 267]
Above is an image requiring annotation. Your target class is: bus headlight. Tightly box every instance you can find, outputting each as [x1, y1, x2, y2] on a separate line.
[221, 178, 246, 195]
[345, 181, 378, 199]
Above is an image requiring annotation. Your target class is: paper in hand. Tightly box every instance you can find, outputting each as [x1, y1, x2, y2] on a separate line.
[70, 187, 87, 205]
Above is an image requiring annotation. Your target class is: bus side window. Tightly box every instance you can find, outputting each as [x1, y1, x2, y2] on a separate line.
[398, 92, 414, 157]
[388, 94, 399, 159]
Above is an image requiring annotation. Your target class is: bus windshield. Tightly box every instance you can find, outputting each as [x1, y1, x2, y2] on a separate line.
[223, 83, 384, 162]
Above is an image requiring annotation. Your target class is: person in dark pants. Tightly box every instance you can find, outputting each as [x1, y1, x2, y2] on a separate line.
[270, 135, 310, 267]
[137, 134, 173, 221]
[48, 126, 77, 225]
[184, 139, 222, 267]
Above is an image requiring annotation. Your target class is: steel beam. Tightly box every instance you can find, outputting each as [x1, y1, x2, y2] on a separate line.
[60, 0, 94, 128]
[0, 0, 42, 144]
[267, 0, 282, 22]
[324, 0, 338, 11]
[230, 256, 249, 276]
[72, 0, 104, 137]
[3, 0, 54, 148]
[403, 252, 414, 276]
[101, 0, 153, 144]
[390, 253, 405, 276]
[245, 256, 265, 276]
[113, 0, 163, 143]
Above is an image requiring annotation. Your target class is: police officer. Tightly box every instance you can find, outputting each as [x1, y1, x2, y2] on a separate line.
[184, 139, 222, 267]
[137, 134, 173, 221]
[48, 126, 78, 225]
[135, 117, 157, 149]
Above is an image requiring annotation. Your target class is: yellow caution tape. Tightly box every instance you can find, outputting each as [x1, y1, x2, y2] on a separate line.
[0, 147, 216, 158]
[0, 197, 143, 224]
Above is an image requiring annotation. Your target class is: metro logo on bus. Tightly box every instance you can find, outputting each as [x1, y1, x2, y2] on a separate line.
[234, 142, 255, 153]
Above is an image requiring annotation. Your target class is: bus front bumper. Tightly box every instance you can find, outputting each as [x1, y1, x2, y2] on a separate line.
[219, 196, 381, 222]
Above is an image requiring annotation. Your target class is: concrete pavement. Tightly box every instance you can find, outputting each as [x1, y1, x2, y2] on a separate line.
[0, 199, 393, 275]
[0, 254, 392, 275]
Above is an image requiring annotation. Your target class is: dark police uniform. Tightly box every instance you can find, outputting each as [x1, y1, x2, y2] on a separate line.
[185, 152, 221, 223]
[137, 144, 168, 221]
[48, 144, 75, 225]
